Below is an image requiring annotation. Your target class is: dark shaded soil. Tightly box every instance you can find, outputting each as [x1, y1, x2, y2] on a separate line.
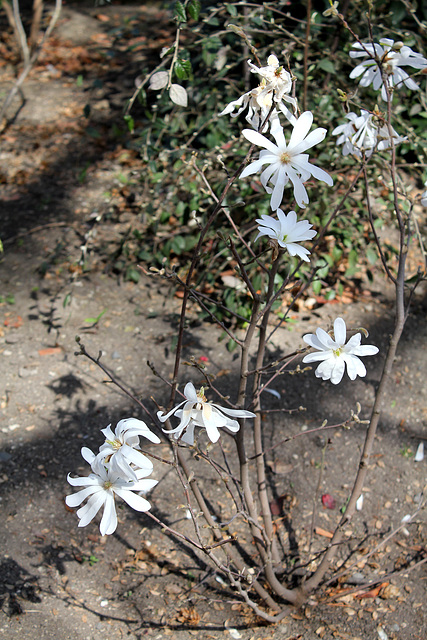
[0, 3, 426, 640]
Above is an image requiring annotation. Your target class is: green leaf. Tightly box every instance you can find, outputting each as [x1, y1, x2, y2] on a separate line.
[225, 3, 237, 16]
[317, 59, 336, 74]
[312, 280, 322, 295]
[126, 267, 140, 283]
[124, 114, 134, 133]
[348, 249, 358, 269]
[187, 0, 201, 20]
[174, 1, 187, 22]
[84, 309, 107, 325]
[226, 338, 238, 353]
[366, 247, 378, 265]
[174, 58, 192, 81]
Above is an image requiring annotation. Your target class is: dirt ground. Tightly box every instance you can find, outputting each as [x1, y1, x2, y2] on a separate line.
[0, 3, 426, 640]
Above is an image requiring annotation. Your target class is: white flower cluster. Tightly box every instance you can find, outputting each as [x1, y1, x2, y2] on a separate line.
[349, 38, 427, 101]
[219, 54, 297, 131]
[66, 419, 160, 535]
[333, 37, 426, 158]
[158, 382, 255, 445]
[333, 109, 407, 158]
[220, 53, 333, 262]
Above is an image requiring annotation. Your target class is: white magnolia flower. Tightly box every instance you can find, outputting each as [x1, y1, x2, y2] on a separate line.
[66, 456, 157, 535]
[94, 418, 160, 481]
[240, 113, 333, 210]
[219, 53, 297, 130]
[349, 38, 427, 101]
[157, 382, 255, 445]
[302, 317, 379, 385]
[255, 209, 316, 261]
[333, 109, 406, 158]
[421, 182, 427, 207]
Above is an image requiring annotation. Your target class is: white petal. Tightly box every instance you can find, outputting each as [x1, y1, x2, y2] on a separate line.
[77, 492, 106, 528]
[211, 404, 256, 418]
[289, 111, 313, 147]
[285, 165, 309, 208]
[351, 345, 379, 356]
[67, 473, 101, 487]
[414, 443, 424, 462]
[240, 156, 276, 179]
[157, 400, 186, 423]
[303, 351, 333, 363]
[115, 488, 152, 512]
[66, 485, 101, 507]
[333, 317, 347, 345]
[100, 493, 117, 535]
[315, 358, 335, 382]
[291, 127, 327, 155]
[315, 327, 337, 349]
[343, 353, 366, 380]
[242, 129, 280, 155]
[270, 167, 287, 210]
[81, 447, 96, 465]
[329, 358, 345, 384]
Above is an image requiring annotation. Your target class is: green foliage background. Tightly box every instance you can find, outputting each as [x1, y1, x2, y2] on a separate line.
[112, 0, 426, 322]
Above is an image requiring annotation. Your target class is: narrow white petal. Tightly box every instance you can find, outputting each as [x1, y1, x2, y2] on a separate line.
[157, 400, 185, 423]
[242, 129, 280, 155]
[211, 404, 256, 418]
[414, 443, 424, 462]
[290, 127, 327, 155]
[303, 351, 333, 363]
[115, 488, 152, 512]
[333, 317, 347, 345]
[351, 345, 379, 356]
[205, 422, 221, 443]
[184, 382, 198, 401]
[330, 358, 345, 384]
[270, 168, 286, 210]
[66, 486, 101, 507]
[289, 112, 314, 147]
[77, 492, 106, 528]
[81, 447, 96, 465]
[100, 493, 117, 535]
[285, 165, 309, 208]
[343, 354, 366, 379]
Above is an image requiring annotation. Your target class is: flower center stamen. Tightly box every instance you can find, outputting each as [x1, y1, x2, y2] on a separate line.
[197, 387, 207, 403]
[106, 439, 122, 451]
[280, 152, 291, 164]
[333, 348, 342, 357]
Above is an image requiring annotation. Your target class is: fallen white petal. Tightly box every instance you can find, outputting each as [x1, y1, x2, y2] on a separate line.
[414, 442, 424, 462]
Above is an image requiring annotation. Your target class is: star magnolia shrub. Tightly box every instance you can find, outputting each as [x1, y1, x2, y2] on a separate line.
[157, 382, 256, 445]
[302, 317, 379, 384]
